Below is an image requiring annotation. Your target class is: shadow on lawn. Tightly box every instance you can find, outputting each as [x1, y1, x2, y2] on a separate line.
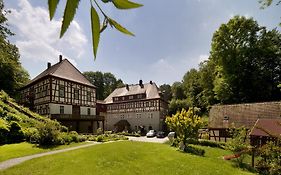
[231, 160, 257, 174]
[32, 143, 69, 150]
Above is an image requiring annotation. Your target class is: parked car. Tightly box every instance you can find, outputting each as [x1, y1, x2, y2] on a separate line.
[146, 130, 156, 137]
[156, 131, 165, 138]
[167, 132, 176, 140]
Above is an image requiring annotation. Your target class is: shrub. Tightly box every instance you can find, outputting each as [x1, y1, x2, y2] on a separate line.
[69, 131, 79, 142]
[96, 128, 103, 135]
[77, 134, 87, 142]
[36, 120, 61, 146]
[8, 121, 24, 143]
[23, 127, 39, 143]
[61, 125, 68, 132]
[184, 145, 205, 156]
[57, 132, 72, 145]
[5, 113, 21, 122]
[188, 139, 226, 149]
[256, 141, 281, 175]
[225, 127, 250, 167]
[96, 135, 104, 142]
[117, 132, 141, 137]
[0, 118, 9, 144]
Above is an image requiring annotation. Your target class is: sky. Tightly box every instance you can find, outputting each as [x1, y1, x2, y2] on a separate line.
[4, 0, 281, 86]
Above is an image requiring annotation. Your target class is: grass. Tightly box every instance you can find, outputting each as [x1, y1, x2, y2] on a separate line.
[0, 142, 89, 162]
[1, 141, 254, 175]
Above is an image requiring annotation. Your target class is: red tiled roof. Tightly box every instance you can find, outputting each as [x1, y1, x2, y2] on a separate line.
[249, 119, 281, 137]
[25, 59, 94, 87]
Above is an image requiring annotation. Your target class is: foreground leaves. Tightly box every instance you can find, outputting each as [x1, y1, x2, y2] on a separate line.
[112, 0, 143, 9]
[47, 0, 142, 58]
[60, 0, 80, 38]
[48, 0, 59, 20]
[90, 6, 100, 58]
[108, 18, 134, 36]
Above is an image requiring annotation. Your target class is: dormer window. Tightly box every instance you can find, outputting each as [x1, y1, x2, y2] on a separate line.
[223, 116, 229, 121]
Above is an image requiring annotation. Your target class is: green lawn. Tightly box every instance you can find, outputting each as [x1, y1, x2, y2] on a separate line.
[0, 142, 89, 162]
[1, 141, 254, 175]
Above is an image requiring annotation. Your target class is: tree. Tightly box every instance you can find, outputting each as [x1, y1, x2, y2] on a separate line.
[171, 82, 186, 100]
[197, 60, 217, 109]
[83, 71, 124, 100]
[210, 16, 281, 104]
[0, 0, 29, 99]
[48, 0, 143, 58]
[84, 71, 104, 100]
[183, 68, 202, 107]
[259, 0, 281, 26]
[168, 99, 190, 115]
[103, 72, 124, 98]
[159, 84, 172, 102]
[165, 108, 203, 148]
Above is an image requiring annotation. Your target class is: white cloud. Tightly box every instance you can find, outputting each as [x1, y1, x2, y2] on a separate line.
[198, 54, 209, 63]
[6, 0, 87, 66]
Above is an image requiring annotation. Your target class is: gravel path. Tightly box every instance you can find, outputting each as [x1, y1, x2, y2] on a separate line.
[0, 142, 101, 171]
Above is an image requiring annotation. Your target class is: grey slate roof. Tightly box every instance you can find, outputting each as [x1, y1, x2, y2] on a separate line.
[104, 82, 161, 104]
[25, 59, 94, 87]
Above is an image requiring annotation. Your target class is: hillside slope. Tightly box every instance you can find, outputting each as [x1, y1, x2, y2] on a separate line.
[0, 90, 66, 144]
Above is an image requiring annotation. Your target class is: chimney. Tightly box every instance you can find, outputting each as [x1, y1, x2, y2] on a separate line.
[126, 84, 129, 91]
[149, 80, 153, 84]
[47, 62, 51, 69]
[59, 55, 63, 62]
[139, 79, 143, 88]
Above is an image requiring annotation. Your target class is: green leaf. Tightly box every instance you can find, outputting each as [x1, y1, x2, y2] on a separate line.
[91, 6, 100, 58]
[108, 18, 134, 36]
[48, 0, 60, 20]
[102, 0, 110, 3]
[112, 0, 143, 9]
[60, 0, 80, 38]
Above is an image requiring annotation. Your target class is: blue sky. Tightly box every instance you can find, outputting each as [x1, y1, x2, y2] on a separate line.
[5, 0, 281, 85]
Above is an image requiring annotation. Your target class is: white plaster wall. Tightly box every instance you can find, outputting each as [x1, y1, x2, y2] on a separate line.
[80, 107, 96, 115]
[105, 111, 161, 131]
[49, 103, 72, 114]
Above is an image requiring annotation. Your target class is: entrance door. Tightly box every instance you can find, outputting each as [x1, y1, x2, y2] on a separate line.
[73, 105, 80, 118]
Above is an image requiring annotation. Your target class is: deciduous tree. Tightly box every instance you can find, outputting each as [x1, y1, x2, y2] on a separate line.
[83, 71, 124, 100]
[210, 16, 281, 103]
[0, 0, 29, 99]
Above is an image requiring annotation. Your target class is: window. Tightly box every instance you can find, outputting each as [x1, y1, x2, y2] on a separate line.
[87, 108, 91, 115]
[59, 85, 65, 97]
[87, 91, 91, 101]
[146, 102, 149, 107]
[45, 85, 48, 96]
[129, 95, 133, 100]
[60, 106, 64, 114]
[224, 116, 229, 121]
[136, 113, 141, 119]
[74, 89, 79, 100]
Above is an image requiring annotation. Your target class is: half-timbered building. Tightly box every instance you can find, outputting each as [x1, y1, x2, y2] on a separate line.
[20, 55, 104, 133]
[99, 80, 168, 132]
